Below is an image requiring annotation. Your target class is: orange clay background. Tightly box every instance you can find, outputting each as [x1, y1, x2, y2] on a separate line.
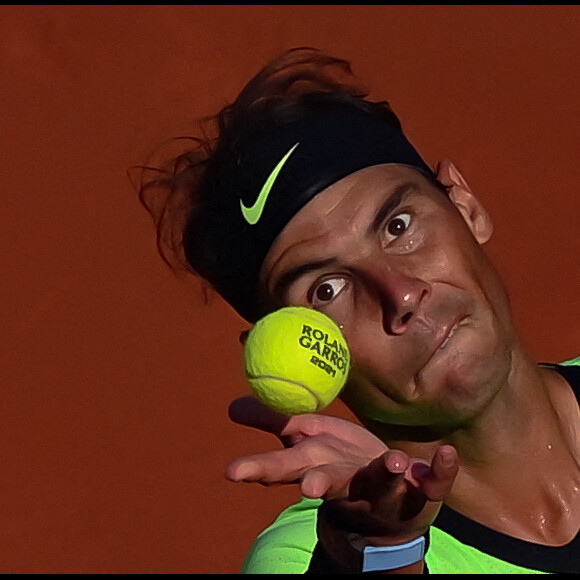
[1, 5, 579, 574]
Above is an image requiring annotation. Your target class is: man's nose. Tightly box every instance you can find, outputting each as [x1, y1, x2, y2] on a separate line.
[360, 261, 431, 335]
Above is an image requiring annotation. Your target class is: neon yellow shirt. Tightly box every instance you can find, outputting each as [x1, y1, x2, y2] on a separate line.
[241, 359, 580, 574]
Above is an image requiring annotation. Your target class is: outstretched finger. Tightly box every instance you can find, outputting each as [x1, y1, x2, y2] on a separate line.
[300, 463, 358, 500]
[228, 396, 387, 454]
[228, 396, 296, 443]
[226, 446, 314, 485]
[411, 444, 459, 501]
[228, 395, 330, 448]
[349, 449, 410, 504]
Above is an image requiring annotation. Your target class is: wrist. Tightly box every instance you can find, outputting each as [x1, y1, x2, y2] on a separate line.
[349, 534, 427, 574]
[317, 504, 429, 574]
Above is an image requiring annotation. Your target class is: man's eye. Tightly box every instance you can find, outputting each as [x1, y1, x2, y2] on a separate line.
[311, 278, 346, 305]
[385, 212, 412, 240]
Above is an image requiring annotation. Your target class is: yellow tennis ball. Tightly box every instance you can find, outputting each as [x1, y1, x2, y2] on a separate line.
[243, 306, 351, 415]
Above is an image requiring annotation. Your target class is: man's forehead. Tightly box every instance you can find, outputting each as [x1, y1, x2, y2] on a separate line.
[275, 164, 426, 234]
[262, 165, 430, 290]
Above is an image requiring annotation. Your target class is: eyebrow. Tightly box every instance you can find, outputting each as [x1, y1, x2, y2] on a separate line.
[369, 181, 418, 235]
[271, 181, 419, 301]
[272, 258, 336, 302]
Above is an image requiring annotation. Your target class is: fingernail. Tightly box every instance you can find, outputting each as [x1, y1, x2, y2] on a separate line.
[387, 452, 408, 473]
[228, 461, 258, 481]
[440, 449, 455, 467]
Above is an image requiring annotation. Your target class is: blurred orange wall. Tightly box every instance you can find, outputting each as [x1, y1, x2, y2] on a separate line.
[1, 5, 578, 574]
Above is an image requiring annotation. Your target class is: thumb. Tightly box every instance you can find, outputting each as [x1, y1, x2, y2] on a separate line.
[411, 445, 459, 502]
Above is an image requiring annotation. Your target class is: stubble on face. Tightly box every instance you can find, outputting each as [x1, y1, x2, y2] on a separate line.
[262, 164, 517, 433]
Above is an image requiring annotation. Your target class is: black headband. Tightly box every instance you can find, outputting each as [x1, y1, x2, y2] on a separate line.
[185, 96, 433, 322]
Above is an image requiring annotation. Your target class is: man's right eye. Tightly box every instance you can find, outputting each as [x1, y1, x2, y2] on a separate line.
[310, 278, 347, 305]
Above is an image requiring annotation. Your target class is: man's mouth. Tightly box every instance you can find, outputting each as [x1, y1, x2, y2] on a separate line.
[437, 316, 467, 351]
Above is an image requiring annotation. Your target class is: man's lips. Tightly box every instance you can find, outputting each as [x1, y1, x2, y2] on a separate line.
[436, 316, 468, 351]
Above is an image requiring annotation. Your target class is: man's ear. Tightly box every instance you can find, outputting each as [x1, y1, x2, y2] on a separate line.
[436, 159, 493, 245]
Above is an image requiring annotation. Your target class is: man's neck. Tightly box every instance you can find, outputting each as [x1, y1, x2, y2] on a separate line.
[367, 350, 580, 545]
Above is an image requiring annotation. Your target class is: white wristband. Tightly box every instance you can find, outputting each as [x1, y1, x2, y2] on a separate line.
[351, 535, 426, 573]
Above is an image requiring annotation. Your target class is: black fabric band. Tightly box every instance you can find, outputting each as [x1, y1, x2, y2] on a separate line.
[185, 94, 433, 322]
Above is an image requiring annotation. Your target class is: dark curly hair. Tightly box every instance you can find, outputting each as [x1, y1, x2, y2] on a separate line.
[135, 47, 436, 321]
[136, 50, 375, 268]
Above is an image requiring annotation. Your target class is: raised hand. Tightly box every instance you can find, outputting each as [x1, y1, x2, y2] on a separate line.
[226, 396, 458, 544]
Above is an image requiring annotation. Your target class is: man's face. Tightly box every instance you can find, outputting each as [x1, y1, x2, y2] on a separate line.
[261, 164, 516, 431]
